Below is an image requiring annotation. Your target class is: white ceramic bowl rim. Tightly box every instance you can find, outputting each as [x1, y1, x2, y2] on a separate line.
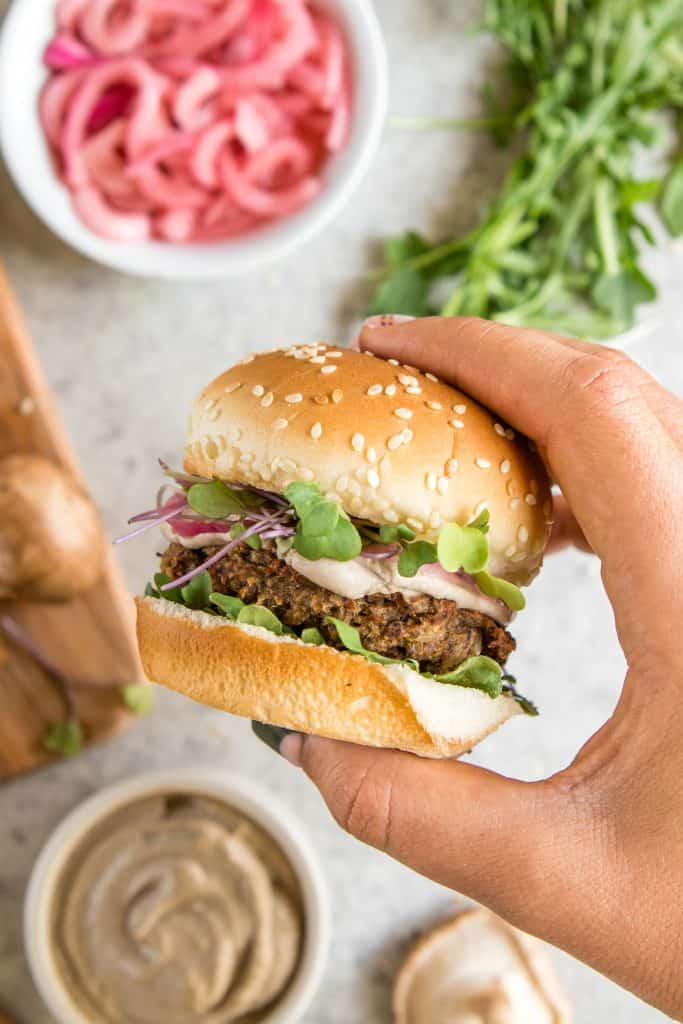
[24, 770, 331, 1024]
[0, 0, 387, 279]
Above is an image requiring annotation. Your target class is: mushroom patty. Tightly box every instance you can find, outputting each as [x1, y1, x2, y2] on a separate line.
[161, 543, 515, 675]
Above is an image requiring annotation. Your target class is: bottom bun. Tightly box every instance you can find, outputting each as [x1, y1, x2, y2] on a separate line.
[136, 597, 522, 759]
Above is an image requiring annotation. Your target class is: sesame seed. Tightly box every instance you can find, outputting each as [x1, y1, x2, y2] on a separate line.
[394, 408, 412, 420]
[388, 433, 403, 450]
[224, 381, 242, 394]
[505, 428, 515, 440]
[261, 467, 272, 481]
[406, 386, 422, 395]
[203, 397, 217, 411]
[474, 501, 488, 517]
[450, 419, 465, 430]
[475, 457, 491, 469]
[367, 384, 383, 396]
[335, 475, 349, 493]
[309, 355, 326, 364]
[494, 423, 506, 437]
[273, 418, 288, 430]
[402, 363, 419, 373]
[366, 447, 377, 463]
[239, 354, 255, 364]
[354, 466, 366, 481]
[332, 389, 343, 404]
[406, 516, 423, 531]
[446, 458, 459, 476]
[399, 374, 418, 386]
[509, 498, 521, 509]
[384, 508, 399, 523]
[281, 458, 296, 473]
[261, 392, 274, 407]
[227, 426, 242, 442]
[314, 394, 329, 405]
[437, 477, 449, 495]
[364, 350, 375, 357]
[367, 469, 380, 488]
[426, 400, 442, 411]
[453, 404, 467, 414]
[351, 433, 365, 452]
[506, 479, 518, 496]
[252, 384, 264, 397]
[518, 525, 529, 543]
[525, 493, 537, 505]
[426, 472, 437, 491]
[429, 511, 442, 529]
[425, 372, 439, 382]
[300, 468, 315, 481]
[310, 422, 323, 439]
[388, 358, 399, 366]
[208, 408, 221, 421]
[270, 457, 280, 473]
[347, 479, 362, 496]
[500, 459, 511, 474]
[321, 365, 337, 375]
[505, 544, 517, 557]
[402, 430, 414, 445]
[285, 393, 303, 404]
[511, 551, 527, 563]
[385, 384, 397, 396]
[327, 351, 343, 358]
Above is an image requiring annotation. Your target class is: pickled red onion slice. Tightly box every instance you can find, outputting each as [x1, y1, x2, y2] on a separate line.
[40, 0, 352, 244]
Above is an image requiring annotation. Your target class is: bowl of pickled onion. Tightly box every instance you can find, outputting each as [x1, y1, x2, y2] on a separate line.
[0, 0, 387, 278]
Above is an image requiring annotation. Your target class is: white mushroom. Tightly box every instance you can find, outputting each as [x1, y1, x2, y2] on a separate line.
[0, 454, 104, 602]
[393, 907, 571, 1024]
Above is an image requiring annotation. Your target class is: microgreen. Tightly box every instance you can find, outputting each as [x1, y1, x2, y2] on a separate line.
[437, 518, 490, 574]
[397, 540, 438, 578]
[231, 522, 262, 550]
[502, 673, 539, 716]
[187, 480, 260, 519]
[210, 593, 246, 619]
[180, 570, 213, 609]
[43, 719, 84, 756]
[120, 683, 154, 716]
[379, 523, 416, 543]
[236, 605, 284, 634]
[474, 571, 526, 611]
[430, 656, 503, 699]
[301, 627, 324, 645]
[369, 0, 683, 338]
[284, 482, 362, 562]
[325, 617, 419, 670]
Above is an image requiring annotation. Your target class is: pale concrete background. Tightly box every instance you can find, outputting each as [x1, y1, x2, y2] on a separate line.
[1, 0, 682, 1021]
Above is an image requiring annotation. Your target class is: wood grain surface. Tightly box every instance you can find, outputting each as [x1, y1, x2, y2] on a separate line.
[0, 264, 142, 778]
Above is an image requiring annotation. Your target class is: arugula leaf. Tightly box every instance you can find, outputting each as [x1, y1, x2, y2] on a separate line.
[237, 605, 284, 634]
[210, 593, 245, 619]
[474, 571, 526, 611]
[397, 540, 438, 578]
[120, 683, 154, 716]
[437, 519, 490, 574]
[180, 571, 212, 609]
[188, 481, 259, 519]
[429, 656, 503, 699]
[325, 617, 418, 669]
[231, 522, 262, 550]
[661, 159, 683, 236]
[301, 627, 324, 645]
[43, 719, 83, 756]
[379, 523, 416, 543]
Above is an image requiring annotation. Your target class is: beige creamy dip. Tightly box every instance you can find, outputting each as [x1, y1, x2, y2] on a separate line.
[50, 793, 303, 1024]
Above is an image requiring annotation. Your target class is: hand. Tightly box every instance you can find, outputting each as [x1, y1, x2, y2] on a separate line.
[280, 316, 683, 1019]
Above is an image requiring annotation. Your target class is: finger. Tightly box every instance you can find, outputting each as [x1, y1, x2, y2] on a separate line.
[358, 317, 682, 619]
[282, 733, 591, 946]
[546, 494, 592, 554]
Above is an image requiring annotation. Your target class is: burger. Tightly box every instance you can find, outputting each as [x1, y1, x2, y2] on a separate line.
[124, 342, 552, 758]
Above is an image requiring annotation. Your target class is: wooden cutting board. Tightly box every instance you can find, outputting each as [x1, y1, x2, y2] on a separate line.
[0, 264, 142, 779]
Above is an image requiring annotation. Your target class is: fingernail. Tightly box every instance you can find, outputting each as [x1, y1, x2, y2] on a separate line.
[350, 314, 415, 351]
[251, 721, 295, 755]
[280, 732, 305, 766]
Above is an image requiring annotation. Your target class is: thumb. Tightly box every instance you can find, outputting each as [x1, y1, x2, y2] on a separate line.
[281, 734, 589, 939]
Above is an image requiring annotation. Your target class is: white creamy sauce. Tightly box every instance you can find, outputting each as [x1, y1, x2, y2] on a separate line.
[163, 524, 510, 625]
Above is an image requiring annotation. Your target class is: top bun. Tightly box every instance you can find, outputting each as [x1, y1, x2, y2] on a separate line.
[185, 343, 552, 585]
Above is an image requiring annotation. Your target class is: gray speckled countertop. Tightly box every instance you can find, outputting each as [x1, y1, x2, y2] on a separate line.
[1, 1, 682, 1021]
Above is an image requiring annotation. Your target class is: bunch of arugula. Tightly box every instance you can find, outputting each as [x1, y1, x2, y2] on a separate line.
[370, 0, 683, 338]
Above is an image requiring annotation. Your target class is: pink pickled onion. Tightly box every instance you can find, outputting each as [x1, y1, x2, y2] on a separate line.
[40, 0, 352, 243]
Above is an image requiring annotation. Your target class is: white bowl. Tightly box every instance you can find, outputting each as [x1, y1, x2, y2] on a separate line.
[24, 770, 330, 1024]
[0, 0, 387, 279]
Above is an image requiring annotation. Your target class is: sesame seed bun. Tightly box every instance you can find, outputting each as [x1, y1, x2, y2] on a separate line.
[185, 343, 552, 585]
[137, 597, 523, 759]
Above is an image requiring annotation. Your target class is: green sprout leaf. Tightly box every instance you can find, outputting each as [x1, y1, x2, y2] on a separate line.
[180, 571, 213, 610]
[43, 719, 84, 757]
[661, 159, 683, 236]
[301, 627, 325, 645]
[437, 519, 490, 574]
[301, 500, 339, 537]
[397, 540, 438, 578]
[237, 605, 284, 635]
[120, 683, 154, 716]
[325, 617, 418, 669]
[284, 482, 324, 519]
[210, 593, 245, 619]
[275, 535, 295, 557]
[430, 655, 503, 699]
[231, 522, 262, 550]
[188, 481, 259, 519]
[379, 523, 416, 543]
[474, 571, 526, 611]
[149, 572, 183, 602]
[285, 482, 362, 562]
